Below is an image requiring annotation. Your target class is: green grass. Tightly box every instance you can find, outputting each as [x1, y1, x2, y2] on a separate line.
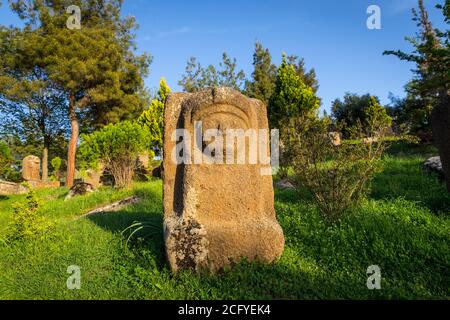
[0, 143, 449, 299]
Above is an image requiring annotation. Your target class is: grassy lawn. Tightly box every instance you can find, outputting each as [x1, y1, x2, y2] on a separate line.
[0, 143, 449, 299]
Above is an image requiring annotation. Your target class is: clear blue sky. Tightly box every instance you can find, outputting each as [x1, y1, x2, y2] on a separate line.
[0, 0, 447, 112]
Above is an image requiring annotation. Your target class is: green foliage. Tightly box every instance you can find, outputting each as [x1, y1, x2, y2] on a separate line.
[365, 96, 393, 135]
[137, 78, 170, 156]
[50, 156, 62, 180]
[0, 173, 448, 299]
[50, 157, 61, 171]
[6, 0, 152, 122]
[288, 103, 393, 223]
[7, 183, 54, 242]
[268, 54, 320, 172]
[0, 24, 69, 171]
[4, 0, 152, 186]
[286, 54, 320, 94]
[78, 121, 150, 188]
[179, 53, 245, 92]
[0, 140, 13, 179]
[244, 43, 320, 110]
[332, 93, 384, 137]
[383, 0, 450, 137]
[245, 42, 277, 105]
[268, 54, 320, 130]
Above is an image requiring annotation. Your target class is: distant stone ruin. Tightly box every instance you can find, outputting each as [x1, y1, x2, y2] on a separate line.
[328, 132, 342, 146]
[22, 155, 41, 182]
[0, 155, 62, 195]
[21, 155, 59, 189]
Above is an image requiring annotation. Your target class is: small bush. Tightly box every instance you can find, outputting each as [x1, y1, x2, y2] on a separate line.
[287, 97, 392, 223]
[137, 78, 170, 157]
[7, 183, 54, 242]
[78, 121, 151, 188]
[51, 157, 62, 181]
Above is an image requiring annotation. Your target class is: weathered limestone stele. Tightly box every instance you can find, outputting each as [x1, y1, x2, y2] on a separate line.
[22, 155, 41, 181]
[163, 87, 285, 272]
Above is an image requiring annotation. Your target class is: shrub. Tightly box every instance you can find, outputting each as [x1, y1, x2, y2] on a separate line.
[78, 121, 151, 188]
[287, 97, 392, 223]
[137, 78, 170, 157]
[50, 157, 62, 180]
[268, 54, 320, 173]
[331, 93, 383, 137]
[7, 183, 54, 242]
[268, 54, 320, 130]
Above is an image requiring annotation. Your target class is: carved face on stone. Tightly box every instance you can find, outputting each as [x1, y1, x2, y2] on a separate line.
[163, 87, 284, 272]
[189, 103, 259, 223]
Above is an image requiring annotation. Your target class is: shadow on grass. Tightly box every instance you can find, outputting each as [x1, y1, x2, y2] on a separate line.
[0, 195, 9, 201]
[86, 186, 166, 269]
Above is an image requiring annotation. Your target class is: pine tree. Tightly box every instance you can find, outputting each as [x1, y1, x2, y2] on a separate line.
[245, 42, 277, 106]
[268, 54, 321, 174]
[179, 53, 245, 92]
[383, 0, 449, 139]
[7, 0, 152, 187]
[268, 54, 320, 130]
[287, 55, 320, 95]
[178, 57, 202, 93]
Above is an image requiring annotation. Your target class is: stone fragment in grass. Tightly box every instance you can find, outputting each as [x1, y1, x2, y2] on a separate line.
[81, 196, 140, 217]
[65, 182, 96, 200]
[274, 178, 296, 190]
[424, 156, 444, 178]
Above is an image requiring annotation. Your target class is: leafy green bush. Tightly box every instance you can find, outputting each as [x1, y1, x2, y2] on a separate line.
[331, 93, 386, 137]
[268, 54, 320, 129]
[7, 183, 54, 242]
[268, 54, 321, 174]
[137, 78, 170, 156]
[288, 97, 393, 223]
[50, 157, 62, 180]
[78, 121, 151, 188]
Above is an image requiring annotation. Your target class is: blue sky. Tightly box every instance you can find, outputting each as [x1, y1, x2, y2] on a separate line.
[0, 0, 447, 112]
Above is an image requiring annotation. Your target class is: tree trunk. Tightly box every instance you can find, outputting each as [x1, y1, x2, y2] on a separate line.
[66, 95, 79, 188]
[431, 93, 450, 192]
[42, 137, 49, 182]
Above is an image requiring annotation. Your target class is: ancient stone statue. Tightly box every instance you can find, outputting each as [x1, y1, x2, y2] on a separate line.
[163, 87, 284, 272]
